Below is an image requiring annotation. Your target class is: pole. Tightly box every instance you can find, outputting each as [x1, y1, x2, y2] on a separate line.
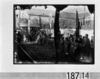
[39, 16, 42, 29]
[28, 16, 31, 34]
[54, 9, 61, 63]
[75, 10, 80, 39]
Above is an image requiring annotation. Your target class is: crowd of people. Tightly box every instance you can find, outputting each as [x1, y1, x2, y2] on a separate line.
[37, 30, 94, 61]
[15, 29, 94, 62]
[60, 33, 94, 61]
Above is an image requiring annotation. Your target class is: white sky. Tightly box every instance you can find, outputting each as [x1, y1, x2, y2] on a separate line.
[31, 6, 56, 11]
[16, 5, 93, 20]
[61, 6, 90, 13]
[31, 5, 90, 13]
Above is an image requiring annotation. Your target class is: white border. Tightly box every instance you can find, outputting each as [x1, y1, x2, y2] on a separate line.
[0, 0, 100, 72]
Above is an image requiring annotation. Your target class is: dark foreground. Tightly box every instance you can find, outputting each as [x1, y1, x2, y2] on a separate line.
[14, 42, 94, 64]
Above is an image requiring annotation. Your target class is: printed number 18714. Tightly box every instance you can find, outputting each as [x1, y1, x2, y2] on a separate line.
[66, 72, 89, 79]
